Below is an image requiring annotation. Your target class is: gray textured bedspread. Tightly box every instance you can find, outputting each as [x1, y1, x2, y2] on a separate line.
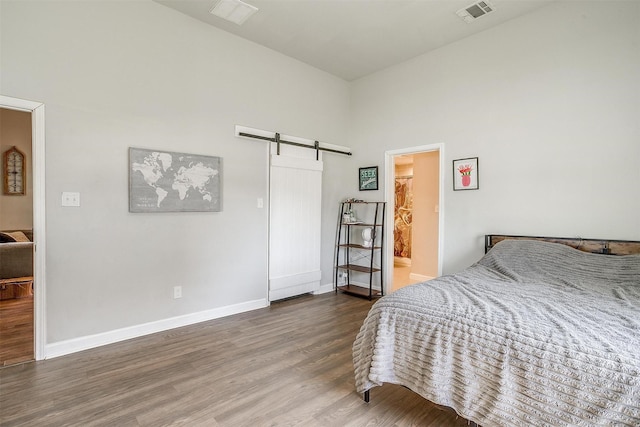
[353, 240, 640, 426]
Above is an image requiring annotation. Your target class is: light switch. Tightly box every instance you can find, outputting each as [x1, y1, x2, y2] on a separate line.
[257, 198, 264, 208]
[61, 192, 80, 207]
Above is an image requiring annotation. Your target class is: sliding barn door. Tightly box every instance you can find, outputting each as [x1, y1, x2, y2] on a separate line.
[269, 143, 322, 301]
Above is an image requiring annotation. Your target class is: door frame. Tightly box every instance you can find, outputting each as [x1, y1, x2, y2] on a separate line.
[0, 95, 46, 360]
[384, 143, 444, 294]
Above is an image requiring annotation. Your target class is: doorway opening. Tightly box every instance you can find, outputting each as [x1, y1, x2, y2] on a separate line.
[0, 95, 46, 362]
[0, 107, 34, 365]
[384, 144, 444, 293]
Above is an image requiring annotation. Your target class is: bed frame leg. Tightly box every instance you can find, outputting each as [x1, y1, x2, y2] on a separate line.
[363, 390, 370, 403]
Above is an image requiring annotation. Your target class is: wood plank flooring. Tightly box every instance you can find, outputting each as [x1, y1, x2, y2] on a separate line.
[0, 292, 471, 426]
[0, 296, 34, 366]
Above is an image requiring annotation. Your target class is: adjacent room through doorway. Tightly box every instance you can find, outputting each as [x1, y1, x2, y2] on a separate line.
[386, 146, 442, 293]
[0, 107, 35, 365]
[0, 94, 45, 363]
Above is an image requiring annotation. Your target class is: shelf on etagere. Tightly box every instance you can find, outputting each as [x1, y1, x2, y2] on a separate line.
[337, 264, 381, 273]
[337, 285, 381, 298]
[338, 244, 381, 250]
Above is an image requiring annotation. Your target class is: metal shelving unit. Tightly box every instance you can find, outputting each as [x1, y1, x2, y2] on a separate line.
[334, 201, 385, 300]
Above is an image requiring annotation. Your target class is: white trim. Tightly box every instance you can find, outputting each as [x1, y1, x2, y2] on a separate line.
[313, 283, 335, 295]
[384, 143, 445, 295]
[0, 95, 46, 361]
[45, 298, 268, 359]
[0, 95, 43, 112]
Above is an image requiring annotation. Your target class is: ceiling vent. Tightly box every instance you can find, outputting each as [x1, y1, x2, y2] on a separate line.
[456, 1, 495, 23]
[210, 0, 258, 25]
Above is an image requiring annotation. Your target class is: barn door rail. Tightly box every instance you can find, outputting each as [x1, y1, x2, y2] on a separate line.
[236, 125, 352, 158]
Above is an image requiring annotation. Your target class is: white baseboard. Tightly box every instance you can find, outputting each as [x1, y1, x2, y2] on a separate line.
[409, 273, 434, 283]
[313, 283, 335, 295]
[269, 282, 320, 301]
[44, 298, 268, 359]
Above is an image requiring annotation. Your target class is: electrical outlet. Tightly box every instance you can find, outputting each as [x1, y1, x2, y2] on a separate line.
[173, 286, 182, 299]
[61, 192, 81, 207]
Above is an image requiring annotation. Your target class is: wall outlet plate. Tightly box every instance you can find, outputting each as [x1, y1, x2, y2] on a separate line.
[61, 192, 80, 207]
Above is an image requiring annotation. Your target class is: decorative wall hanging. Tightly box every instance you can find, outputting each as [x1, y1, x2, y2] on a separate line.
[394, 176, 413, 258]
[129, 147, 222, 212]
[3, 146, 26, 195]
[359, 166, 378, 191]
[453, 157, 479, 191]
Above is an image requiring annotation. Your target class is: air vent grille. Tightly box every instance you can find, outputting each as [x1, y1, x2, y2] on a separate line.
[456, 1, 495, 23]
[210, 0, 258, 26]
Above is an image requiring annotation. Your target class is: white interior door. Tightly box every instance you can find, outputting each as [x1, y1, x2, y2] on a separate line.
[269, 142, 322, 301]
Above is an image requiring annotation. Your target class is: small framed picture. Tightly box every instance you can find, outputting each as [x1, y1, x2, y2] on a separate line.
[359, 166, 378, 191]
[453, 157, 479, 191]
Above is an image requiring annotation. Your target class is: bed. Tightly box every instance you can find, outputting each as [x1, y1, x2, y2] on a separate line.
[353, 235, 640, 426]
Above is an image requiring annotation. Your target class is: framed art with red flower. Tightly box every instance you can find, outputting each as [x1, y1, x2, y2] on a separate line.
[453, 157, 478, 191]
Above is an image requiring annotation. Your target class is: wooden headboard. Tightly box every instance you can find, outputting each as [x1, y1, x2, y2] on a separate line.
[485, 235, 640, 256]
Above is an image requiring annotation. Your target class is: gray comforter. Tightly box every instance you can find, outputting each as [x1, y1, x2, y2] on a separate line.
[353, 240, 640, 426]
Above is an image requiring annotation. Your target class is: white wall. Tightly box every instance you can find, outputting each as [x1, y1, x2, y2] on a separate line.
[350, 1, 640, 273]
[1, 0, 350, 345]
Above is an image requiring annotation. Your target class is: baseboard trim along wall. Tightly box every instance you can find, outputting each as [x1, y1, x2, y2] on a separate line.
[313, 283, 335, 295]
[44, 298, 269, 359]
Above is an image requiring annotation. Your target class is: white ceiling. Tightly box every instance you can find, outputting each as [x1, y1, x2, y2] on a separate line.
[155, 0, 555, 81]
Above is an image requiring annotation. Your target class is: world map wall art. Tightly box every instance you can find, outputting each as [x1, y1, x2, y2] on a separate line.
[129, 147, 222, 212]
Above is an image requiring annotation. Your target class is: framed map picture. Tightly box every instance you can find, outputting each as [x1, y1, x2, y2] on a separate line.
[359, 166, 378, 191]
[129, 147, 222, 212]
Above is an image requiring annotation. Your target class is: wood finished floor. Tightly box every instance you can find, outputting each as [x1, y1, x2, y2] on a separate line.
[0, 296, 34, 366]
[0, 292, 471, 426]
